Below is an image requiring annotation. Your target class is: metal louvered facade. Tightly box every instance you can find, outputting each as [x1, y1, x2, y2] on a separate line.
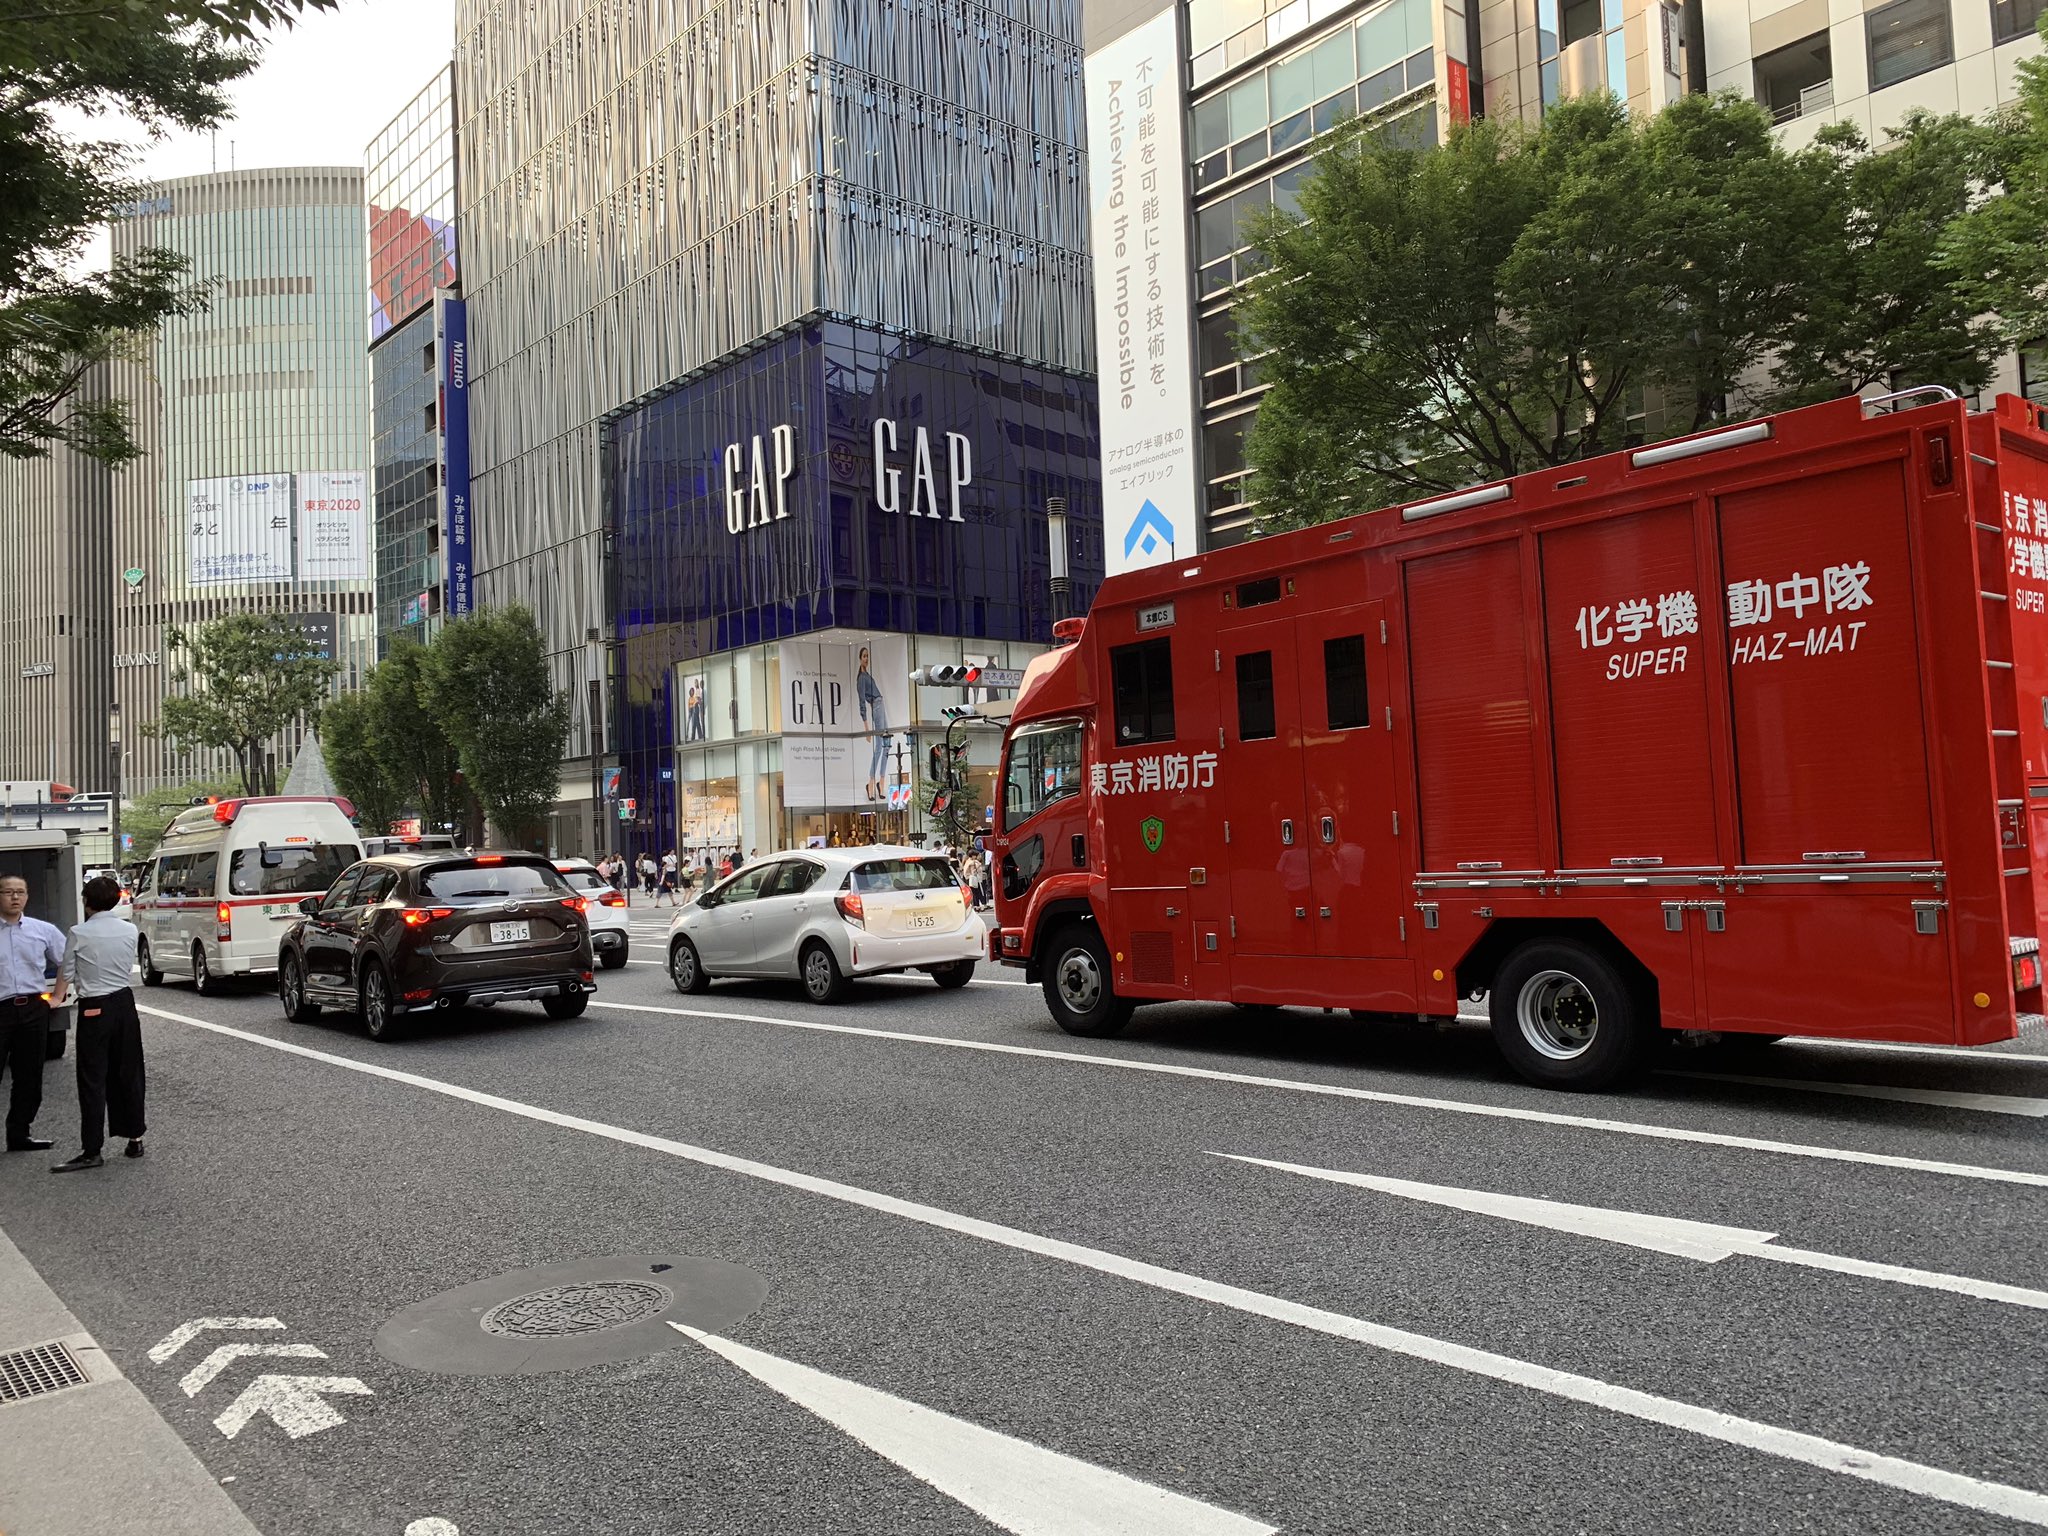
[452, 0, 1096, 694]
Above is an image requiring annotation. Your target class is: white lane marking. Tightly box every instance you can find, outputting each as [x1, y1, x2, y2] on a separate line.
[1661, 1070, 2048, 1117]
[1222, 1157, 2048, 1312]
[212, 1373, 372, 1440]
[1790, 1038, 2048, 1068]
[148, 1317, 284, 1364]
[405, 1522, 460, 1536]
[136, 1006, 2048, 1527]
[618, 958, 1030, 986]
[180, 1342, 329, 1396]
[575, 999, 2048, 1190]
[669, 1323, 1278, 1536]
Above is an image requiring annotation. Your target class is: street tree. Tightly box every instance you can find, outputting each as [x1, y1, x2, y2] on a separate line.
[365, 639, 465, 836]
[1237, 91, 2007, 529]
[920, 775, 985, 855]
[1943, 13, 2048, 348]
[318, 689, 402, 835]
[150, 612, 338, 796]
[424, 606, 570, 848]
[121, 776, 238, 862]
[0, 0, 334, 463]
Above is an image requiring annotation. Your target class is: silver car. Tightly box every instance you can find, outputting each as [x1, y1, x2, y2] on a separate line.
[665, 846, 983, 1003]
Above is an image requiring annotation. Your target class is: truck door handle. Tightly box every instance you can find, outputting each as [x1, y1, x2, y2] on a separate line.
[1165, 906, 1181, 918]
[1320, 817, 1335, 844]
[1280, 819, 1294, 845]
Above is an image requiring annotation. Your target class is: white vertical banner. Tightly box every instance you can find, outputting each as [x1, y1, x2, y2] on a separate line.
[295, 470, 369, 581]
[1086, 10, 1202, 577]
[186, 475, 293, 587]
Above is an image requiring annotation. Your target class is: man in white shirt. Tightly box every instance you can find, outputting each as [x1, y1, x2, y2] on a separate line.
[0, 874, 65, 1152]
[51, 876, 144, 1172]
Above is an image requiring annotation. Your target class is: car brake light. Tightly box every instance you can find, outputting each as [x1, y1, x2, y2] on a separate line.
[400, 907, 455, 927]
[560, 896, 588, 914]
[835, 892, 866, 927]
[959, 882, 973, 908]
[600, 891, 626, 907]
[216, 902, 232, 940]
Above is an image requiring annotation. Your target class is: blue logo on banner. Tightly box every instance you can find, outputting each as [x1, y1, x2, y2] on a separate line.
[1123, 500, 1175, 561]
[659, 767, 675, 783]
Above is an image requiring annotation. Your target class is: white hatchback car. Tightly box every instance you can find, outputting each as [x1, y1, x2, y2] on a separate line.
[666, 846, 982, 1003]
[554, 860, 631, 969]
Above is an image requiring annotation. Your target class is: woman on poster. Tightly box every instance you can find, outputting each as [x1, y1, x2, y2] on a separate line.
[857, 643, 893, 803]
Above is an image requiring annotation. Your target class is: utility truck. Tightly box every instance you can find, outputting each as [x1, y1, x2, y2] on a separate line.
[989, 389, 2048, 1088]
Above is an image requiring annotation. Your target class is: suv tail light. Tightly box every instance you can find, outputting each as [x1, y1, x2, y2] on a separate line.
[215, 902, 232, 941]
[400, 907, 456, 927]
[560, 896, 588, 914]
[835, 892, 866, 928]
[599, 890, 626, 908]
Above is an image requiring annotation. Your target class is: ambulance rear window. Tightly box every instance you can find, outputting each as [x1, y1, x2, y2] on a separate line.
[1111, 638, 1176, 744]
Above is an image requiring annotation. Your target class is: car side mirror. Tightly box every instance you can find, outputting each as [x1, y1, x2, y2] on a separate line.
[298, 896, 320, 916]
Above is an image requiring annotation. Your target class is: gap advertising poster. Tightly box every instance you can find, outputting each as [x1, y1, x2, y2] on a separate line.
[778, 633, 911, 809]
[436, 291, 473, 616]
[187, 475, 293, 586]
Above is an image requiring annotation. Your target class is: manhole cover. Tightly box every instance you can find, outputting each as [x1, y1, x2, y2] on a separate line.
[376, 1254, 769, 1377]
[480, 1281, 673, 1338]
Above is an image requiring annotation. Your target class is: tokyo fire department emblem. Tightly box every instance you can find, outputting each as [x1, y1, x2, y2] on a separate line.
[1140, 817, 1165, 853]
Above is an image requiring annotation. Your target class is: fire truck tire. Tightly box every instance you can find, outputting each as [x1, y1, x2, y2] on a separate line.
[1042, 926, 1134, 1038]
[1490, 939, 1647, 1090]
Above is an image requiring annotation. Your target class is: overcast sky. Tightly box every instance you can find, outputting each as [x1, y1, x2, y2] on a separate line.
[122, 0, 457, 182]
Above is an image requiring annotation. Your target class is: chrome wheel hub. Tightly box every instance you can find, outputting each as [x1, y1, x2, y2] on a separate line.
[1055, 948, 1102, 1014]
[1517, 970, 1599, 1060]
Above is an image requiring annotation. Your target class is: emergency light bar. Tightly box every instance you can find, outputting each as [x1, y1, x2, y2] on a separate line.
[1630, 420, 1772, 468]
[1400, 483, 1512, 523]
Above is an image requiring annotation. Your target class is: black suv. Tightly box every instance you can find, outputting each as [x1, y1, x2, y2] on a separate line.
[277, 851, 595, 1040]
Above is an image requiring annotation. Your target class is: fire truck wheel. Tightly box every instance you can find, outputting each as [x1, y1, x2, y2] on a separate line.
[1042, 926, 1134, 1038]
[1491, 939, 1647, 1090]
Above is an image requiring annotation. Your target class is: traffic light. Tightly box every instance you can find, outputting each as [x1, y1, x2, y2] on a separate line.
[910, 664, 982, 687]
[940, 705, 980, 722]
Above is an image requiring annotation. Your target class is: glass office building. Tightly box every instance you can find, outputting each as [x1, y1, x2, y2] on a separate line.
[105, 167, 373, 794]
[366, 66, 459, 658]
[456, 0, 1101, 855]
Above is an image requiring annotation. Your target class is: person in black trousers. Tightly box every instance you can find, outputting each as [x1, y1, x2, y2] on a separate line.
[51, 877, 143, 1172]
[0, 873, 65, 1152]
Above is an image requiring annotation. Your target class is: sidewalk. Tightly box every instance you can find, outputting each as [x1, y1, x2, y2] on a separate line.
[0, 1222, 260, 1536]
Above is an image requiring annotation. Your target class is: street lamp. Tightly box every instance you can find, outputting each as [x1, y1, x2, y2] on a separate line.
[1046, 496, 1070, 624]
[107, 703, 123, 876]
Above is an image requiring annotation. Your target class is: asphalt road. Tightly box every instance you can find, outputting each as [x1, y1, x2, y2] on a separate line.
[7, 905, 2048, 1536]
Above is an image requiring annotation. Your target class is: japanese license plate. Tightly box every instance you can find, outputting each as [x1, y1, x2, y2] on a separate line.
[905, 912, 937, 931]
[490, 921, 531, 944]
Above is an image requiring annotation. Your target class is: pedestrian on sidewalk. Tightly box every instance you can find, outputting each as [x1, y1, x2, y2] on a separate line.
[637, 852, 657, 900]
[50, 877, 143, 1173]
[0, 874, 64, 1153]
[658, 848, 680, 906]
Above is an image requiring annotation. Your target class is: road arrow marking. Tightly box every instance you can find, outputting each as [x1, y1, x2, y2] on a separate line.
[212, 1374, 373, 1440]
[667, 1323, 1278, 1536]
[1220, 1155, 2048, 1312]
[181, 1342, 329, 1397]
[148, 1317, 285, 1364]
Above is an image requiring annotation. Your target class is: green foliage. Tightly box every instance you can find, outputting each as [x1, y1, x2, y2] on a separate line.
[318, 690, 401, 835]
[425, 607, 570, 849]
[149, 612, 339, 795]
[122, 776, 237, 862]
[1238, 91, 2011, 530]
[1943, 12, 2048, 347]
[364, 640, 464, 834]
[0, 0, 335, 463]
[920, 771, 984, 853]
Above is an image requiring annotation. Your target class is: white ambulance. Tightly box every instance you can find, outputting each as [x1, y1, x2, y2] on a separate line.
[132, 796, 363, 993]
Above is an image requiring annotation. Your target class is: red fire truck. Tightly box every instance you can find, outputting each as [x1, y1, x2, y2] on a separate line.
[989, 389, 2048, 1089]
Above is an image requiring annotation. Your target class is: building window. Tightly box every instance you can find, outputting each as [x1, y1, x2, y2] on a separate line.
[1867, 0, 1954, 89]
[1110, 638, 1176, 745]
[1754, 33, 1834, 121]
[1994, 0, 2046, 43]
[2022, 341, 2048, 406]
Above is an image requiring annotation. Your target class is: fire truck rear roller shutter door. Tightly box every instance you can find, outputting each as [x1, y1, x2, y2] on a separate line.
[1717, 460, 1934, 864]
[1406, 541, 1544, 872]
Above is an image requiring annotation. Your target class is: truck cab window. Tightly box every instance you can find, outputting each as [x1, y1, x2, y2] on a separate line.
[1236, 651, 1277, 740]
[1324, 634, 1369, 729]
[1110, 638, 1176, 744]
[1002, 720, 1083, 829]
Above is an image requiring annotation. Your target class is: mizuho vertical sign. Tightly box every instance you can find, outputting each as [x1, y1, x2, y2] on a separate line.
[436, 290, 473, 617]
[1086, 9, 1201, 577]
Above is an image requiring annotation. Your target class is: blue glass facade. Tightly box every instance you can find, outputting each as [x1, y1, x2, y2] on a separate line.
[607, 320, 1103, 848]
